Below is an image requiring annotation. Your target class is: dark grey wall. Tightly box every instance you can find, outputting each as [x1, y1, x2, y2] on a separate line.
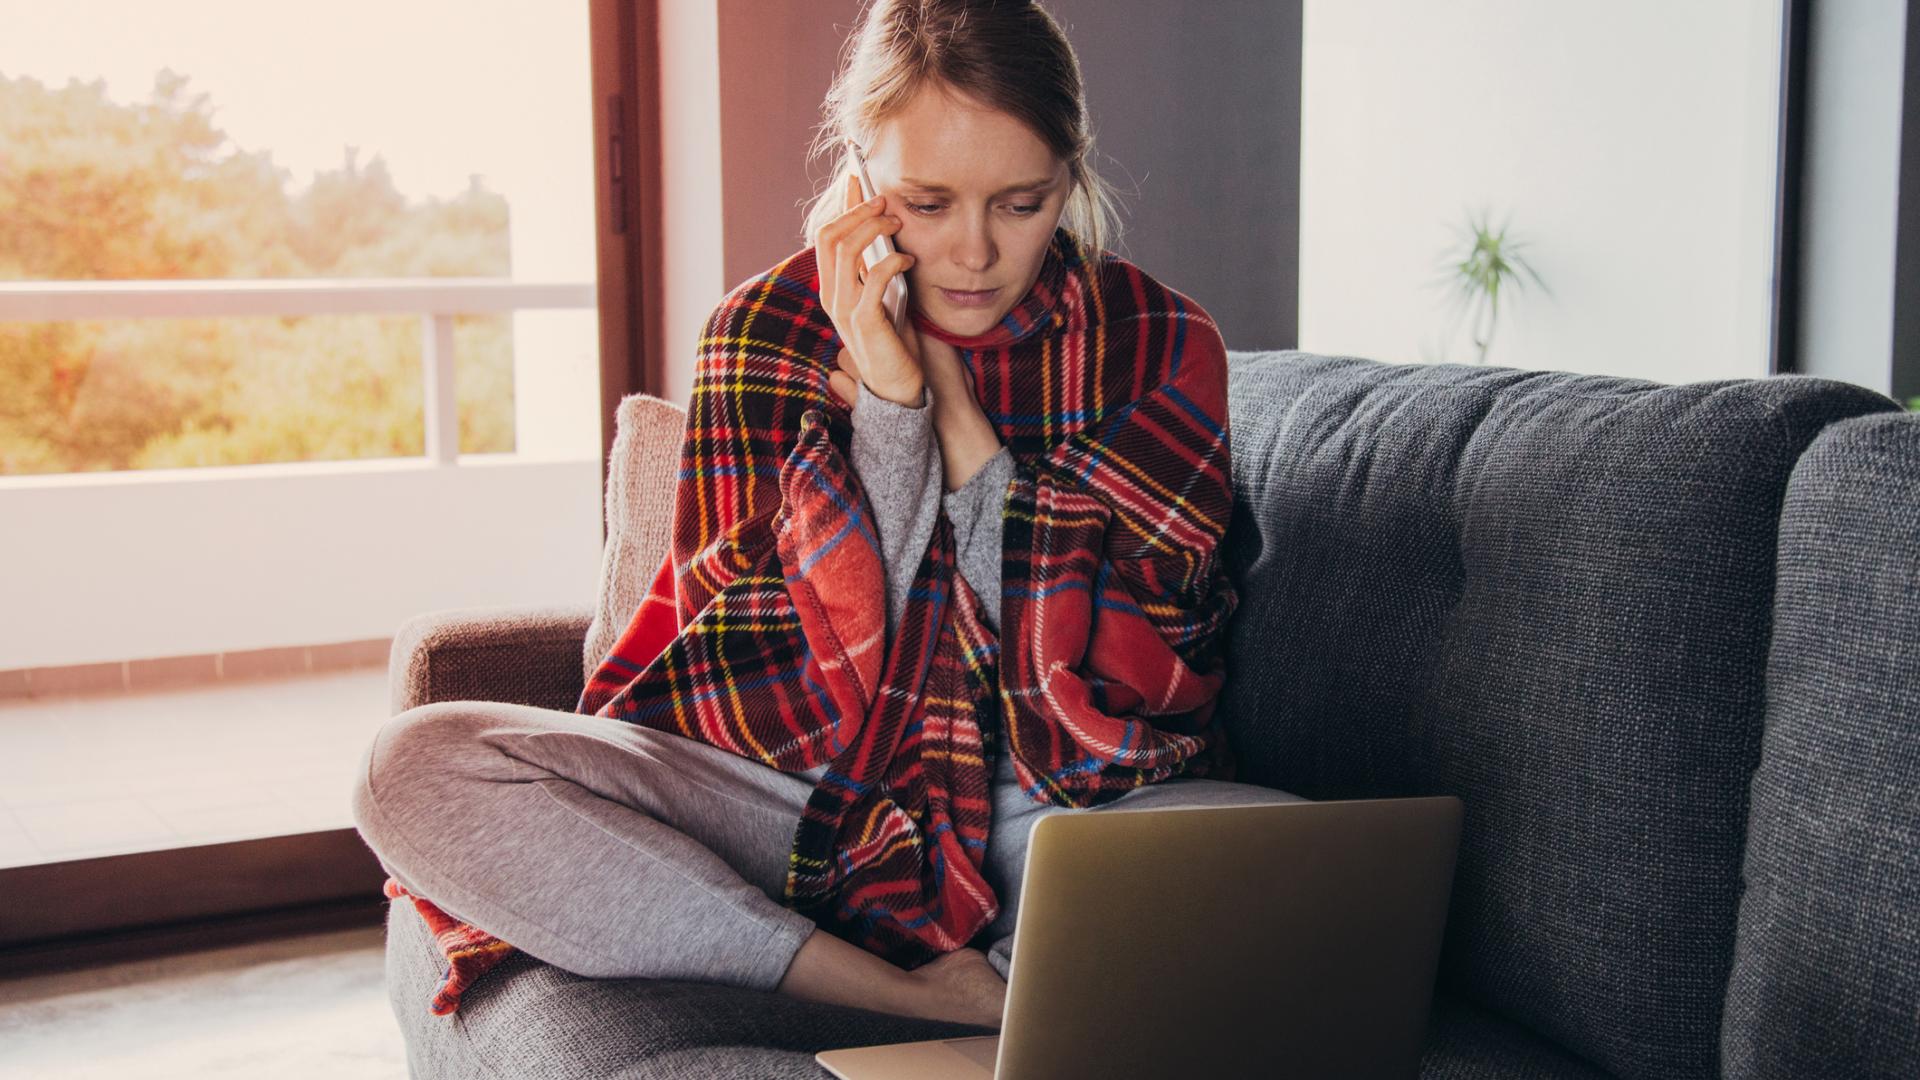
[715, 0, 1300, 351]
[1894, 0, 1920, 401]
[714, 0, 857, 288]
[1043, 0, 1299, 351]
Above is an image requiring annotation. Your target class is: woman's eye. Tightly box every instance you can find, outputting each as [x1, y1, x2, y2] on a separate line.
[903, 203, 1043, 217]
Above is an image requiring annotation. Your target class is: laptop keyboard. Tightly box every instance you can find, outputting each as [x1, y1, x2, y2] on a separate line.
[943, 1036, 1001, 1069]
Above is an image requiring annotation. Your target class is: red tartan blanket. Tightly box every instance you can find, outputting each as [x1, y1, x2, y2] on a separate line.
[385, 225, 1238, 1015]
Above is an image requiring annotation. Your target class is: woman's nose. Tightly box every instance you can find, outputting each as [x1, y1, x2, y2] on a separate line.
[952, 228, 996, 274]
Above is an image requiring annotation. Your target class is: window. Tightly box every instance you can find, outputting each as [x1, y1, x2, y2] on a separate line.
[0, 0, 602, 891]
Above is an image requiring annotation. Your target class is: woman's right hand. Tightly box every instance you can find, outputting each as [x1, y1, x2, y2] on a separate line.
[817, 170, 924, 407]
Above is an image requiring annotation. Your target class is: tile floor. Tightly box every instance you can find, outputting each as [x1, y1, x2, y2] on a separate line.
[0, 924, 406, 1079]
[0, 668, 390, 868]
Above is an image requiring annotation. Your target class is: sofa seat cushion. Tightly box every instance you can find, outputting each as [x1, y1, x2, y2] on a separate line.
[1421, 995, 1610, 1079]
[382, 894, 993, 1080]
[388, 884, 1620, 1079]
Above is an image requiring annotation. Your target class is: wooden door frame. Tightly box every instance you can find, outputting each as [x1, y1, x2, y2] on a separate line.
[591, 0, 664, 547]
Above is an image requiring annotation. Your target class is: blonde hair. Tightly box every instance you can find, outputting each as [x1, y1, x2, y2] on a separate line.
[799, 0, 1123, 262]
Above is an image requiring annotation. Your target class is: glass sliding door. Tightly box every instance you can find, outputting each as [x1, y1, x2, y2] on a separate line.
[0, 0, 603, 885]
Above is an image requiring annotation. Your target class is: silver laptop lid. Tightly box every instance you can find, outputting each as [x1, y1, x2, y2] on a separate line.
[993, 796, 1463, 1080]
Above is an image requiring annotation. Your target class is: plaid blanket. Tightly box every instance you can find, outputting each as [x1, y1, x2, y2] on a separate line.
[385, 225, 1239, 1015]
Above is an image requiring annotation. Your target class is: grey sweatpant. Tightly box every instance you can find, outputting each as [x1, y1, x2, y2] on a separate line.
[349, 700, 1305, 992]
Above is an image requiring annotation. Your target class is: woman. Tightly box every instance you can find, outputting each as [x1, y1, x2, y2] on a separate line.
[351, 0, 1302, 1032]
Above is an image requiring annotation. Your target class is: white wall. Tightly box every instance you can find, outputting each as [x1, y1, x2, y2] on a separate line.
[1300, 0, 1783, 383]
[657, 0, 728, 407]
[0, 460, 602, 669]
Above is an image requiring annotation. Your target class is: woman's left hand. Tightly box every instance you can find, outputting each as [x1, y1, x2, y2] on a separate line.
[830, 324, 1002, 492]
[918, 335, 1003, 492]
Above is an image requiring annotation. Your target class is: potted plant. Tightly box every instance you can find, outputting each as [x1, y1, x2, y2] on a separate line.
[1425, 205, 1550, 366]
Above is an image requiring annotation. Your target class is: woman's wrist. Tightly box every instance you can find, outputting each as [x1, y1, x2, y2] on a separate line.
[864, 372, 926, 408]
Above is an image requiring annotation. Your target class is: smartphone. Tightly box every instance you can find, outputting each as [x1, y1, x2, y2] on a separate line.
[846, 138, 910, 332]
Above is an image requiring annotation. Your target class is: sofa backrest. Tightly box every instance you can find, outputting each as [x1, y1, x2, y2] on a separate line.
[1721, 412, 1920, 1078]
[582, 394, 687, 691]
[1214, 350, 1897, 1080]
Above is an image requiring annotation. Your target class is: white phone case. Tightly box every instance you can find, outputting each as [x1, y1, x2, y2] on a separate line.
[847, 140, 909, 332]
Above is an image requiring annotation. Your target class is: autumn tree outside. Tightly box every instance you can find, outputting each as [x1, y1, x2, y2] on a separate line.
[0, 68, 516, 475]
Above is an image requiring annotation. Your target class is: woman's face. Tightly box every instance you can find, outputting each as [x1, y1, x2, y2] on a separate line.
[863, 82, 1071, 337]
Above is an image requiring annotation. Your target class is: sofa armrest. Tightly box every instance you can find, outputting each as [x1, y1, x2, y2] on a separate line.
[388, 603, 595, 716]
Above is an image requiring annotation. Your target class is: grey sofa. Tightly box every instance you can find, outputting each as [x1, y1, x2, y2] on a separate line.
[376, 350, 1919, 1079]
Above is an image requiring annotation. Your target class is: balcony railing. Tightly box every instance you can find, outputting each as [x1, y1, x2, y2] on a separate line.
[0, 278, 596, 466]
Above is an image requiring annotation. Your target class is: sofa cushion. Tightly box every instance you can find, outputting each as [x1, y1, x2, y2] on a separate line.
[581, 394, 687, 690]
[1216, 351, 1898, 1079]
[382, 886, 993, 1080]
[1722, 412, 1920, 1079]
[1420, 995, 1611, 1080]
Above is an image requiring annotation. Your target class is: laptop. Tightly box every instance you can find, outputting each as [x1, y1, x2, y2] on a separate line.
[816, 794, 1464, 1080]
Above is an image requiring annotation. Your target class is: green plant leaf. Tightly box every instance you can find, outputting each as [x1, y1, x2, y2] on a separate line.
[1431, 205, 1551, 365]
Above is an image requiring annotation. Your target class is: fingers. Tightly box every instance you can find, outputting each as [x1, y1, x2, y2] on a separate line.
[828, 370, 857, 407]
[819, 174, 885, 269]
[817, 173, 922, 406]
[820, 171, 899, 313]
[833, 347, 859, 400]
[915, 328, 981, 415]
[827, 171, 876, 230]
[832, 215, 902, 316]
[918, 332, 966, 394]
[916, 326, 962, 379]
[855, 250, 915, 321]
[826, 349, 863, 409]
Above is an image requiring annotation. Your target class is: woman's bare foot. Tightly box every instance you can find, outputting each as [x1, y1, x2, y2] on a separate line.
[908, 947, 1007, 1028]
[774, 930, 1006, 1028]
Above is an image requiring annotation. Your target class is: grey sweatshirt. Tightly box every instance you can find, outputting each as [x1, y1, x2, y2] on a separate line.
[848, 381, 1016, 636]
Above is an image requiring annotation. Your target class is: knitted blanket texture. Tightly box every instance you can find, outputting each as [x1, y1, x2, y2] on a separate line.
[385, 225, 1239, 1015]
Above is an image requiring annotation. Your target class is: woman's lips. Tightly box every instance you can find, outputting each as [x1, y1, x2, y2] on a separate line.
[937, 286, 1000, 308]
